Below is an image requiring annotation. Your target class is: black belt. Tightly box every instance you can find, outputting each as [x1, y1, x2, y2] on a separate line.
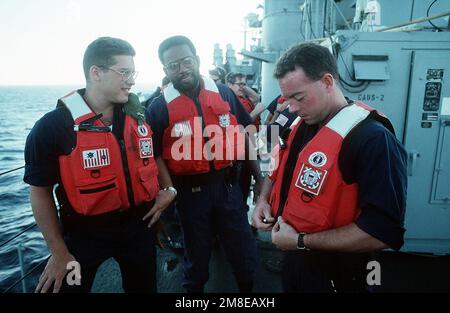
[60, 199, 155, 230]
[172, 168, 227, 188]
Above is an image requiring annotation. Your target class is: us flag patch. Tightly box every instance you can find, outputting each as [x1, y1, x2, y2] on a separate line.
[82, 149, 110, 169]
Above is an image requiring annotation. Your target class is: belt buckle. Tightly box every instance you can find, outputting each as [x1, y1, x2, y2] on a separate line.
[192, 186, 201, 193]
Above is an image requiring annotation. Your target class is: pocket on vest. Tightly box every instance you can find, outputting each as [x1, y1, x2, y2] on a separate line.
[76, 175, 122, 215]
[284, 198, 333, 233]
[137, 166, 159, 203]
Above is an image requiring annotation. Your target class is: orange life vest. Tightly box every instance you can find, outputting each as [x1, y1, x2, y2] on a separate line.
[269, 102, 392, 233]
[58, 91, 159, 216]
[162, 77, 245, 175]
[239, 96, 261, 128]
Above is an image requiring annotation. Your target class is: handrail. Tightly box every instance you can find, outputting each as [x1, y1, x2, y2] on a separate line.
[376, 11, 450, 32]
[2, 255, 50, 293]
[0, 165, 25, 177]
[0, 223, 37, 249]
[0, 163, 43, 293]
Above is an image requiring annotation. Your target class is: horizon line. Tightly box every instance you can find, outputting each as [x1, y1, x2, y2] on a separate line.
[0, 83, 158, 88]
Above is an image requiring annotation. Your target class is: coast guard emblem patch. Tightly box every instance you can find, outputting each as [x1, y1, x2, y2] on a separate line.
[139, 138, 153, 158]
[219, 114, 230, 127]
[295, 164, 327, 196]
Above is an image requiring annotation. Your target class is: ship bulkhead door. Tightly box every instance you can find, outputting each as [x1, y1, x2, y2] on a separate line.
[403, 50, 450, 254]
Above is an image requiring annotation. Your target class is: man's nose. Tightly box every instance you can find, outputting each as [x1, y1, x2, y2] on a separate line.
[288, 104, 297, 114]
[126, 76, 136, 86]
[179, 63, 191, 73]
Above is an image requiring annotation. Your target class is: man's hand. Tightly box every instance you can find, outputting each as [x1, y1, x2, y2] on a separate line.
[242, 86, 260, 103]
[35, 252, 77, 293]
[252, 198, 275, 230]
[143, 189, 175, 228]
[271, 216, 298, 250]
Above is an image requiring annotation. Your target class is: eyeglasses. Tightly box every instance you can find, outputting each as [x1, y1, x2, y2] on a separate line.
[98, 65, 138, 83]
[164, 56, 196, 74]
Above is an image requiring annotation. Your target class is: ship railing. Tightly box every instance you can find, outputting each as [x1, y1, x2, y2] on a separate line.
[0, 165, 50, 293]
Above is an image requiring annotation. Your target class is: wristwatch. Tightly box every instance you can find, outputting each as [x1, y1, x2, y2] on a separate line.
[162, 186, 177, 197]
[297, 232, 309, 250]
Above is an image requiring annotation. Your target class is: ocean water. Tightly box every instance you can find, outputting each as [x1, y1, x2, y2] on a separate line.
[0, 85, 155, 292]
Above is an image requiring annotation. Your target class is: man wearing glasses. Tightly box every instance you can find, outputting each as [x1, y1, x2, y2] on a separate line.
[147, 35, 261, 293]
[24, 37, 175, 293]
[226, 72, 263, 128]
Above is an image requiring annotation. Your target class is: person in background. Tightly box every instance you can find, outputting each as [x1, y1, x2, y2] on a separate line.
[264, 95, 295, 126]
[208, 66, 227, 84]
[226, 72, 265, 215]
[148, 35, 262, 293]
[226, 72, 264, 127]
[252, 42, 407, 292]
[260, 94, 298, 155]
[24, 37, 175, 293]
[142, 76, 171, 109]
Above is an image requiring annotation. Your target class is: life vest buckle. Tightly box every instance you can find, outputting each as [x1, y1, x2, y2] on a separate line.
[301, 191, 314, 203]
[90, 169, 101, 179]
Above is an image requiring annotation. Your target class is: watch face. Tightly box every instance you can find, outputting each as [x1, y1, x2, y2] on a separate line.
[164, 186, 177, 196]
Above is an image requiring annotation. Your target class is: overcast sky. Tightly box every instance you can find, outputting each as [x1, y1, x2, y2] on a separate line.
[0, 0, 262, 86]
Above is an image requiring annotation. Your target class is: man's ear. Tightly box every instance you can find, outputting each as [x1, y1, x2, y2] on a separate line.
[89, 65, 102, 82]
[195, 55, 200, 68]
[322, 73, 334, 89]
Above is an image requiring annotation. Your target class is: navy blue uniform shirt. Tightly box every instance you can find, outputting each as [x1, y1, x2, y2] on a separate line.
[147, 83, 252, 158]
[265, 95, 297, 143]
[267, 95, 281, 114]
[266, 94, 297, 125]
[340, 117, 407, 251]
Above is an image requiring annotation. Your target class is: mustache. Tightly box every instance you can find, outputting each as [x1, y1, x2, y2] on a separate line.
[178, 71, 196, 79]
[175, 71, 199, 83]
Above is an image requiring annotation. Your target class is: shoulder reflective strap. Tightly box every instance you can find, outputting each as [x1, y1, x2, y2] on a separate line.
[326, 104, 370, 138]
[163, 83, 181, 104]
[60, 91, 92, 121]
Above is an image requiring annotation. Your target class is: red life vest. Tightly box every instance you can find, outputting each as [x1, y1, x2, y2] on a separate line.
[269, 102, 392, 233]
[239, 96, 261, 128]
[58, 91, 160, 216]
[162, 77, 245, 175]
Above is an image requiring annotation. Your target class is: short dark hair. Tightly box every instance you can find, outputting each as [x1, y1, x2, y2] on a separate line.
[158, 35, 197, 64]
[274, 43, 338, 81]
[83, 37, 135, 80]
[225, 72, 246, 84]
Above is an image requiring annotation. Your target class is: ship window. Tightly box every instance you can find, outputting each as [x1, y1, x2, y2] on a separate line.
[352, 55, 390, 80]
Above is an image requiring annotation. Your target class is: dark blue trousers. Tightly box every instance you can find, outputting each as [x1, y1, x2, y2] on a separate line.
[282, 251, 371, 293]
[59, 207, 157, 293]
[175, 181, 257, 293]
